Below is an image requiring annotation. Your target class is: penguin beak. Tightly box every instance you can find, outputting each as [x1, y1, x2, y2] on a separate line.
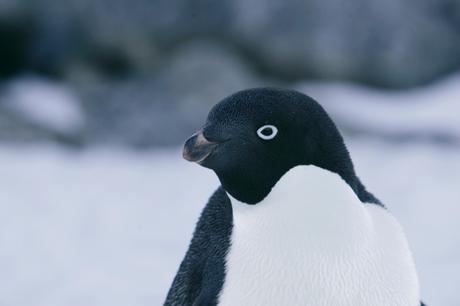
[183, 131, 219, 164]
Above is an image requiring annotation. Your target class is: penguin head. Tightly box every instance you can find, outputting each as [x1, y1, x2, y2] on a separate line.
[183, 88, 375, 205]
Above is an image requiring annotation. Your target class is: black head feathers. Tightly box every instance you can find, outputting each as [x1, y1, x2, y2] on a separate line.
[184, 87, 381, 206]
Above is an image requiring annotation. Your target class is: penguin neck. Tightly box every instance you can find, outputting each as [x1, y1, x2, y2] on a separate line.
[226, 165, 370, 240]
[311, 139, 382, 206]
[217, 166, 285, 205]
[216, 155, 381, 206]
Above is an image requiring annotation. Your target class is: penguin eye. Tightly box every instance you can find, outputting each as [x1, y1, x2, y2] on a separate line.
[257, 125, 278, 140]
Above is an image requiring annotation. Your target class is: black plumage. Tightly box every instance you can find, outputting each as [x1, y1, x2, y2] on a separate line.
[164, 88, 425, 306]
[164, 188, 232, 306]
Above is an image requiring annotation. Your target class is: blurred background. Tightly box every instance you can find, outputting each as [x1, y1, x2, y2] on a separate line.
[0, 0, 459, 305]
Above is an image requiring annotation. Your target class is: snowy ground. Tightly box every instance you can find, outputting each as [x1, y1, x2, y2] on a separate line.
[0, 141, 458, 306]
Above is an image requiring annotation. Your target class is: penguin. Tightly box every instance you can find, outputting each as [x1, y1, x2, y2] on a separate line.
[164, 88, 425, 306]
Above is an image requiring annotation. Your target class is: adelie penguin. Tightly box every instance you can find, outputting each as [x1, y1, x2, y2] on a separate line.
[165, 88, 425, 306]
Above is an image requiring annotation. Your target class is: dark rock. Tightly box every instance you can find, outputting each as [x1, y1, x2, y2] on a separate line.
[229, 0, 460, 88]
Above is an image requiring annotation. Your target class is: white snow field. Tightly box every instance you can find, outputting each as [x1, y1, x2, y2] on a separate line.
[0, 142, 458, 306]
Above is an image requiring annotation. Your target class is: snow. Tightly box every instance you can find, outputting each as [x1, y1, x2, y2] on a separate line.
[0, 142, 458, 306]
[0, 146, 216, 306]
[2, 77, 84, 133]
[296, 72, 460, 138]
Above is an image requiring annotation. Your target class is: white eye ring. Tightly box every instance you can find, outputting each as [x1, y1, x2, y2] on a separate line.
[257, 125, 278, 140]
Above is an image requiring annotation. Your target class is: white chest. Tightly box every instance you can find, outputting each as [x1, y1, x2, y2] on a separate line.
[218, 166, 419, 306]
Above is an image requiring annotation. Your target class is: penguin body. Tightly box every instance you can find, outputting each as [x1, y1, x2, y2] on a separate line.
[164, 88, 423, 306]
[219, 165, 419, 306]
